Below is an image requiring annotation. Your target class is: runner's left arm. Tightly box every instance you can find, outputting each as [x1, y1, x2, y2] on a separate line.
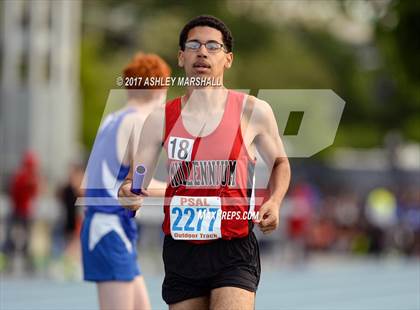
[251, 97, 291, 234]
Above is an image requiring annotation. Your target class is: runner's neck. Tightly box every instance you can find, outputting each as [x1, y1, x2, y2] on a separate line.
[182, 86, 228, 115]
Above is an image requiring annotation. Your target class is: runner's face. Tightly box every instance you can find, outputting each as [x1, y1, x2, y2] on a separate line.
[178, 26, 233, 81]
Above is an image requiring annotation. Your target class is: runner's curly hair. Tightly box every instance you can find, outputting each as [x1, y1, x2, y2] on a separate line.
[123, 53, 171, 90]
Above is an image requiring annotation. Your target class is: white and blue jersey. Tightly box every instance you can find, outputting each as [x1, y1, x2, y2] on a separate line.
[81, 107, 141, 281]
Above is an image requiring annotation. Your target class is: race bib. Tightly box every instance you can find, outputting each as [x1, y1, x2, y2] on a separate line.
[168, 136, 194, 161]
[170, 196, 221, 240]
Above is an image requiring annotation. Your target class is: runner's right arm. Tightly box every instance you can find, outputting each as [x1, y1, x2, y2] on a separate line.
[119, 111, 166, 197]
[118, 106, 165, 211]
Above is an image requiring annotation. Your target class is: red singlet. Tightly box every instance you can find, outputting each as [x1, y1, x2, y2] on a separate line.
[162, 90, 258, 243]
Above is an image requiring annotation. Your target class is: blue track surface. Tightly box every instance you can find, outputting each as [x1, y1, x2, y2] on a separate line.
[2, 258, 419, 310]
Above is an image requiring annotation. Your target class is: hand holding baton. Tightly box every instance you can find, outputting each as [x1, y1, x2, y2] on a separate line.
[127, 164, 147, 218]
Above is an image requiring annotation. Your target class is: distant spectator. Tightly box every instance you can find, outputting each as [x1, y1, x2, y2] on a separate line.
[58, 163, 84, 244]
[2, 151, 40, 272]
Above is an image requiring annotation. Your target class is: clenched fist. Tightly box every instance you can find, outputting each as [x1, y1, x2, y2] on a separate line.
[256, 199, 281, 235]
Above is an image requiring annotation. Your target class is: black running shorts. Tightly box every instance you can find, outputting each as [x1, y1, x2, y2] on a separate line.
[162, 231, 261, 305]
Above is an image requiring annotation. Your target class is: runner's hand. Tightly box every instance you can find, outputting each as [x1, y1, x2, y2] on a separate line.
[257, 199, 280, 234]
[118, 179, 149, 211]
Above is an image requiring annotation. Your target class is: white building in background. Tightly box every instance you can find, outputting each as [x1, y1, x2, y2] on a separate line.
[1, 0, 82, 187]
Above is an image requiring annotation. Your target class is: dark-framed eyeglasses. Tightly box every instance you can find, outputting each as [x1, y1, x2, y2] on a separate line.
[184, 40, 226, 53]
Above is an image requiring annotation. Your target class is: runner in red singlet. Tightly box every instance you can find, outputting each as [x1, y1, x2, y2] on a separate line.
[119, 15, 291, 310]
[162, 89, 257, 242]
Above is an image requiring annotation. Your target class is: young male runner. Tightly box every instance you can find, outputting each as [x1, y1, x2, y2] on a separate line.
[81, 53, 170, 310]
[119, 15, 291, 309]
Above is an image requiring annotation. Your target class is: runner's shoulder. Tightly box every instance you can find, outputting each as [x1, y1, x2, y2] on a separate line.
[245, 95, 274, 126]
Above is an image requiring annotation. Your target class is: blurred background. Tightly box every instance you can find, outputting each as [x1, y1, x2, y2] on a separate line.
[1, 0, 419, 309]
